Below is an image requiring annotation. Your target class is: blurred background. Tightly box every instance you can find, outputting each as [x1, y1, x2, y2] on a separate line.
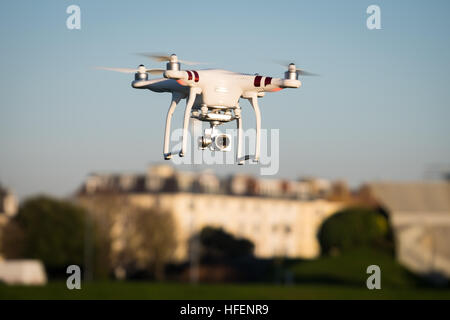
[0, 0, 450, 299]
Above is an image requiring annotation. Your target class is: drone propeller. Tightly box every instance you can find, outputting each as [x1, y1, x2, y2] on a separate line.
[95, 66, 165, 75]
[136, 53, 207, 66]
[292, 68, 319, 77]
[275, 60, 319, 76]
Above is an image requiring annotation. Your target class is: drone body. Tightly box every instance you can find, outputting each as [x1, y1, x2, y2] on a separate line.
[99, 54, 313, 164]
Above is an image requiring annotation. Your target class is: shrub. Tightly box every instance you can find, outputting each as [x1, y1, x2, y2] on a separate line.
[318, 207, 393, 255]
[14, 196, 87, 273]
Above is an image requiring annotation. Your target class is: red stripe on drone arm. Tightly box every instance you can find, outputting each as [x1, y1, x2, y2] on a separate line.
[267, 78, 284, 91]
[264, 77, 272, 86]
[186, 70, 193, 80]
[192, 70, 199, 82]
[177, 79, 188, 86]
[269, 87, 283, 92]
[254, 75, 262, 87]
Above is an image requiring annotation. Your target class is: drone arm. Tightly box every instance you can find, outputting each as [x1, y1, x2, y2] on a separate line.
[249, 94, 261, 163]
[164, 70, 187, 80]
[163, 93, 183, 159]
[180, 87, 201, 157]
[266, 78, 301, 90]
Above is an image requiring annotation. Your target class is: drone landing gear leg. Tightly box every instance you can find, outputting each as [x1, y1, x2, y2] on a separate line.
[180, 87, 201, 157]
[249, 95, 261, 163]
[163, 93, 183, 160]
[235, 104, 244, 165]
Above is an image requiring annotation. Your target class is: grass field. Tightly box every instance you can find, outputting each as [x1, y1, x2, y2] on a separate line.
[1, 281, 450, 300]
[2, 248, 448, 300]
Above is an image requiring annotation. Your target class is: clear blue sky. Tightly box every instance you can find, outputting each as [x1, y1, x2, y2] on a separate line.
[1, 0, 449, 199]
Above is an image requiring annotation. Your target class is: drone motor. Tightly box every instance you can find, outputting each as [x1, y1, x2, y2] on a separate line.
[133, 64, 148, 81]
[285, 63, 299, 80]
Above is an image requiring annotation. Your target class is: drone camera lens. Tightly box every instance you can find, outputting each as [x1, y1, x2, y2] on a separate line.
[215, 134, 230, 150]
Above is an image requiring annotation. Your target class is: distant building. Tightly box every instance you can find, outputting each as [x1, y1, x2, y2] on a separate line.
[77, 164, 345, 262]
[361, 182, 450, 279]
[80, 164, 334, 200]
[126, 193, 342, 261]
[82, 173, 146, 194]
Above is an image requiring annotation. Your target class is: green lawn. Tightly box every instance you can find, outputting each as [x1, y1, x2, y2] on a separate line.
[2, 248, 448, 300]
[1, 281, 450, 300]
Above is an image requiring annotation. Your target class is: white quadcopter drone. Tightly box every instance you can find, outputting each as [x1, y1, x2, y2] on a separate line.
[97, 53, 316, 164]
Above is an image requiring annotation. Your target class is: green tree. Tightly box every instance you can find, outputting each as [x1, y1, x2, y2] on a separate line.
[318, 207, 394, 256]
[133, 208, 176, 281]
[1, 219, 25, 259]
[193, 226, 254, 263]
[14, 196, 87, 272]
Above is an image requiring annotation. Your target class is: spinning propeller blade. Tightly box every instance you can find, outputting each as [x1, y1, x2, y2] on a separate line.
[95, 67, 137, 73]
[274, 60, 319, 76]
[146, 69, 166, 75]
[95, 66, 165, 74]
[136, 53, 207, 66]
[295, 69, 319, 76]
